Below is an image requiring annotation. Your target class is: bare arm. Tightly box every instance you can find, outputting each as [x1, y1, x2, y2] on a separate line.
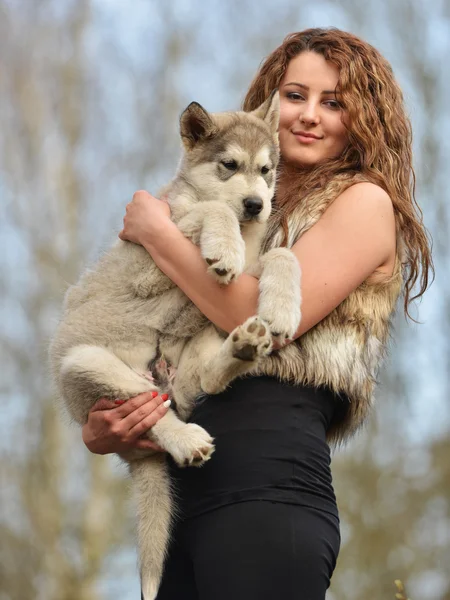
[120, 183, 396, 339]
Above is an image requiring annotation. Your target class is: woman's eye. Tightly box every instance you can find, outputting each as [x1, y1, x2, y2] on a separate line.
[261, 166, 270, 175]
[325, 100, 341, 110]
[286, 92, 304, 101]
[221, 160, 238, 171]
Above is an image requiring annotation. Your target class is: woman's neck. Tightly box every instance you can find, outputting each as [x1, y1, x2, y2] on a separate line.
[275, 161, 312, 205]
[275, 157, 352, 207]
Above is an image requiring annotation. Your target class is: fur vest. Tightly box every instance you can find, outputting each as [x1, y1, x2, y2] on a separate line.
[261, 172, 404, 444]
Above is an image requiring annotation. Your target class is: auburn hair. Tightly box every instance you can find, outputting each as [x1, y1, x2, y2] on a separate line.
[243, 28, 433, 319]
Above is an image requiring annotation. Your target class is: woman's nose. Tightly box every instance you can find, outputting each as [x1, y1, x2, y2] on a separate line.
[299, 102, 320, 125]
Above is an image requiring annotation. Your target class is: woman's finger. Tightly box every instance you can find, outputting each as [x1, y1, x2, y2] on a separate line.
[132, 190, 152, 202]
[127, 399, 171, 440]
[113, 391, 161, 418]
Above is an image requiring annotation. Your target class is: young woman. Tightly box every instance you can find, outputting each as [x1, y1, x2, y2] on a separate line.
[82, 28, 433, 599]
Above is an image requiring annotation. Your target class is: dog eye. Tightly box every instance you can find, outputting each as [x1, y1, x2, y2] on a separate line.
[261, 166, 270, 175]
[221, 160, 238, 171]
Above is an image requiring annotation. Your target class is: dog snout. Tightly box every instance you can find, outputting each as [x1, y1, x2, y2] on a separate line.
[243, 196, 263, 216]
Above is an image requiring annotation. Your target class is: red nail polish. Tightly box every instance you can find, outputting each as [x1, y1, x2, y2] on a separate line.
[161, 393, 169, 401]
[151, 391, 158, 398]
[115, 400, 125, 405]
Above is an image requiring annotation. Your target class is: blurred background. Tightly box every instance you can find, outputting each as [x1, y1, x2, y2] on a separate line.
[0, 1, 448, 599]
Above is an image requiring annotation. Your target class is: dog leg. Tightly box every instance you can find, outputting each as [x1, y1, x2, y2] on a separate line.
[198, 316, 272, 395]
[253, 247, 302, 344]
[151, 408, 214, 467]
[60, 345, 158, 424]
[177, 202, 245, 285]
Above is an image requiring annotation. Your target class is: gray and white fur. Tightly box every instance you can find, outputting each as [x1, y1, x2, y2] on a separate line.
[49, 91, 302, 599]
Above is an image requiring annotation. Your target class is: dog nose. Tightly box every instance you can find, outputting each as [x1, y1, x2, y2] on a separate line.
[243, 197, 263, 216]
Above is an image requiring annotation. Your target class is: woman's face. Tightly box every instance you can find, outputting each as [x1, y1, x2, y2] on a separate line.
[278, 51, 349, 167]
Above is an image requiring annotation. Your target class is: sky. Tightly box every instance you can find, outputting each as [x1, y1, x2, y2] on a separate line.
[1, 0, 449, 598]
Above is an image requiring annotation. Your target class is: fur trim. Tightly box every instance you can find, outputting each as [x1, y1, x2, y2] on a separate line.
[262, 173, 403, 444]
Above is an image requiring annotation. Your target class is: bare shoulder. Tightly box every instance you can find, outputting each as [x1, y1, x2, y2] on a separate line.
[312, 181, 396, 276]
[328, 181, 394, 216]
[318, 181, 395, 231]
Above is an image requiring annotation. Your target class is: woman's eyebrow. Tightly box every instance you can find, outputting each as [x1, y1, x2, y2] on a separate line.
[283, 82, 337, 95]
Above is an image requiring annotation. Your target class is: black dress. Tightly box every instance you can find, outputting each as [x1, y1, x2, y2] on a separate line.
[154, 376, 344, 600]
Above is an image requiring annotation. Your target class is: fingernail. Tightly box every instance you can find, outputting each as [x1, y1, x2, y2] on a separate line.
[161, 393, 169, 401]
[163, 399, 171, 408]
[151, 391, 158, 398]
[115, 400, 125, 405]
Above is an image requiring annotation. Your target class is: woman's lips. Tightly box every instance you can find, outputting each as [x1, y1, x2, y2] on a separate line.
[292, 132, 322, 144]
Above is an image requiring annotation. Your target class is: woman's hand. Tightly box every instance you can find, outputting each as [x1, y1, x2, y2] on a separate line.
[82, 391, 171, 455]
[119, 190, 171, 246]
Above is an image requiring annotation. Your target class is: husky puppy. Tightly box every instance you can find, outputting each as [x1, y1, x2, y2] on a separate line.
[49, 91, 301, 599]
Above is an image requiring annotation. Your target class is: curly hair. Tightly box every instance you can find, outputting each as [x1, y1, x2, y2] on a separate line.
[243, 28, 433, 318]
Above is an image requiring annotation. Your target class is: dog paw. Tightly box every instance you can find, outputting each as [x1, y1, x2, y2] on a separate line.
[258, 305, 301, 345]
[205, 255, 245, 285]
[170, 423, 215, 468]
[202, 240, 245, 285]
[229, 316, 272, 362]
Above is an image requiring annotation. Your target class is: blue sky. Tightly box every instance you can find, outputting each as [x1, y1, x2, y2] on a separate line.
[1, 1, 448, 598]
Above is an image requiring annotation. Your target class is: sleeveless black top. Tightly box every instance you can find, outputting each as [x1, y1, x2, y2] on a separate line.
[169, 376, 343, 520]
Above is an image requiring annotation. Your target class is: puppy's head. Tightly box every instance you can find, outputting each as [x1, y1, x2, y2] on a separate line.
[179, 91, 280, 224]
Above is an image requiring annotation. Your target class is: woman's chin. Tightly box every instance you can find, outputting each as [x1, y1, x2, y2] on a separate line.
[284, 152, 321, 168]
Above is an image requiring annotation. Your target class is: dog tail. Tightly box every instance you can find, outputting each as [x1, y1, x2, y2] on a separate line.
[60, 344, 156, 421]
[130, 456, 173, 600]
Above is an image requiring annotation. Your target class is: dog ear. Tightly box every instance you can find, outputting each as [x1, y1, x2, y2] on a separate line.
[180, 102, 218, 149]
[251, 90, 280, 145]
